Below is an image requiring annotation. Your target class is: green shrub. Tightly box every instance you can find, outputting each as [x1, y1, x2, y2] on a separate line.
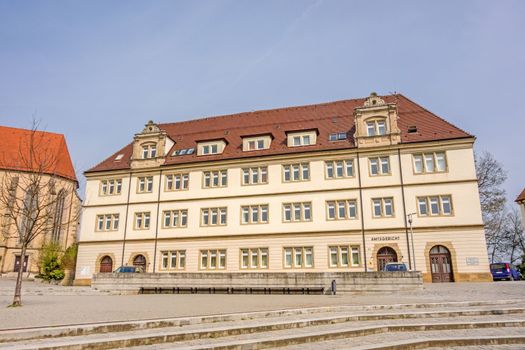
[39, 242, 64, 281]
[61, 243, 78, 270]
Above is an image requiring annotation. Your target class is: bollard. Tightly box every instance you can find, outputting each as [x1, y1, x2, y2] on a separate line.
[331, 279, 337, 295]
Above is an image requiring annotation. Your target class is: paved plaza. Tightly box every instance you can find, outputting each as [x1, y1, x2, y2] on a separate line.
[0, 279, 523, 330]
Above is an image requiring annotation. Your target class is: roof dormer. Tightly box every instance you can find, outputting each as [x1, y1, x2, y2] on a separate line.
[130, 120, 174, 169]
[286, 129, 318, 147]
[354, 93, 401, 148]
[197, 139, 227, 156]
[242, 134, 272, 152]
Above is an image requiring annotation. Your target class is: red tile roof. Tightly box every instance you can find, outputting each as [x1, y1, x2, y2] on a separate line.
[516, 188, 525, 203]
[87, 94, 472, 174]
[0, 126, 77, 183]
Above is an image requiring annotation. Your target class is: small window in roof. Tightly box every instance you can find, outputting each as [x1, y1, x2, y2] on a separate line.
[172, 150, 179, 156]
[179, 149, 187, 155]
[187, 148, 195, 154]
[408, 126, 418, 133]
[329, 132, 347, 141]
[115, 154, 124, 161]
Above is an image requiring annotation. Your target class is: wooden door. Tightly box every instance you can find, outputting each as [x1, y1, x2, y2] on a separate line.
[377, 247, 397, 271]
[99, 256, 113, 273]
[14, 255, 28, 273]
[430, 245, 454, 282]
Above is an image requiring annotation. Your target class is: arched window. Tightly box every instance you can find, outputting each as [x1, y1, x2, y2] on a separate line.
[99, 255, 113, 273]
[366, 118, 387, 136]
[133, 254, 147, 272]
[377, 246, 398, 271]
[141, 143, 157, 159]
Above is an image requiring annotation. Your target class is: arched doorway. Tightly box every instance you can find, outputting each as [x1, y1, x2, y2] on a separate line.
[133, 254, 147, 272]
[377, 246, 397, 271]
[429, 245, 454, 282]
[99, 256, 113, 273]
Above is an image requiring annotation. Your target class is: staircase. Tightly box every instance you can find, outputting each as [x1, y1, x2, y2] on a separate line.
[0, 300, 523, 349]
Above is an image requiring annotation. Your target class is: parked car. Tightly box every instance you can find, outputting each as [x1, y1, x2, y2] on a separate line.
[383, 263, 408, 272]
[113, 266, 143, 273]
[490, 263, 521, 281]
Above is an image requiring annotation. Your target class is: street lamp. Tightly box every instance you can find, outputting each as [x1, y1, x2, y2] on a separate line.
[407, 213, 417, 271]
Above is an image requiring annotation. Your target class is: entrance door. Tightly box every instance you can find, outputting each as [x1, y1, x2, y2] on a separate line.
[99, 256, 113, 273]
[14, 255, 28, 273]
[429, 245, 454, 282]
[133, 255, 146, 272]
[377, 247, 397, 271]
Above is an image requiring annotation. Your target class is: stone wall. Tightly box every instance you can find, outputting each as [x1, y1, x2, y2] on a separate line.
[91, 271, 422, 294]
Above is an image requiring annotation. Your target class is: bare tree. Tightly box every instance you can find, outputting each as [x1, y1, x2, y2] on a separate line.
[475, 151, 508, 263]
[504, 208, 525, 265]
[0, 122, 78, 307]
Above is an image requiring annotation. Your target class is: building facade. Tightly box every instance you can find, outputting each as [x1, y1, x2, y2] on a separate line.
[516, 188, 525, 225]
[0, 126, 81, 276]
[74, 93, 491, 284]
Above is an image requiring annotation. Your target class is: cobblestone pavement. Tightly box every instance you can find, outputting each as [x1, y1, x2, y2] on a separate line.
[0, 279, 523, 329]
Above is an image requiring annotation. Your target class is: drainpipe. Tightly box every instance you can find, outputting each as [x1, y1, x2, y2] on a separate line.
[356, 152, 367, 272]
[152, 169, 163, 273]
[120, 172, 133, 267]
[397, 148, 412, 270]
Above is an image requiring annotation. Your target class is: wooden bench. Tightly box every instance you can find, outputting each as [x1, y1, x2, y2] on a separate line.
[139, 286, 325, 295]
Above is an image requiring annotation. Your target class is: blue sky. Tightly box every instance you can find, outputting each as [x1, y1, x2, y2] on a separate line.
[1, 0, 524, 203]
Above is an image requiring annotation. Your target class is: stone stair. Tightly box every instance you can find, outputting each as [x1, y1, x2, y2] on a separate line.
[0, 300, 523, 349]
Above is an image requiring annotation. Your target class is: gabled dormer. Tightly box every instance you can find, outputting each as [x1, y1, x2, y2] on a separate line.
[130, 120, 174, 169]
[354, 92, 401, 148]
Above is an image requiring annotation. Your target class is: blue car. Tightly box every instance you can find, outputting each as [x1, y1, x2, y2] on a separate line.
[490, 263, 521, 281]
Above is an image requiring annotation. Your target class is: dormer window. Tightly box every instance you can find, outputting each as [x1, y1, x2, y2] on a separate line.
[197, 139, 226, 156]
[366, 119, 387, 137]
[141, 144, 157, 159]
[242, 135, 272, 152]
[287, 130, 317, 147]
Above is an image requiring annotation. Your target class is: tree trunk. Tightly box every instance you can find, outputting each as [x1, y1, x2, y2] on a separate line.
[12, 243, 27, 307]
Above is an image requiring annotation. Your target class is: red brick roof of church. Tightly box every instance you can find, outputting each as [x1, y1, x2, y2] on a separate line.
[0, 126, 77, 183]
[516, 188, 525, 203]
[87, 94, 473, 174]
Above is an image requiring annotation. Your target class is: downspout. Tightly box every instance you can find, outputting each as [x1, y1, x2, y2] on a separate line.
[356, 152, 367, 272]
[120, 172, 133, 267]
[398, 148, 412, 269]
[152, 169, 163, 273]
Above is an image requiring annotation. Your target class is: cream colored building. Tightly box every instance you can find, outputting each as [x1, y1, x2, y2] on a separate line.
[74, 93, 491, 285]
[0, 126, 81, 276]
[516, 189, 525, 225]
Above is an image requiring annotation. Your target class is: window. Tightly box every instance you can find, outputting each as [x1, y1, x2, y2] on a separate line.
[100, 179, 122, 196]
[325, 160, 354, 179]
[201, 207, 227, 226]
[369, 157, 390, 176]
[366, 119, 387, 136]
[240, 248, 269, 269]
[243, 136, 271, 151]
[326, 200, 357, 220]
[283, 163, 309, 182]
[160, 250, 186, 270]
[242, 167, 268, 185]
[413, 152, 447, 174]
[198, 140, 226, 156]
[329, 246, 360, 267]
[134, 212, 151, 229]
[328, 132, 347, 141]
[283, 247, 314, 268]
[96, 214, 119, 232]
[162, 209, 188, 228]
[137, 176, 154, 193]
[241, 205, 269, 224]
[141, 144, 157, 159]
[165, 174, 189, 191]
[372, 198, 394, 218]
[287, 131, 317, 147]
[283, 202, 312, 222]
[200, 249, 226, 270]
[417, 195, 453, 216]
[203, 170, 228, 188]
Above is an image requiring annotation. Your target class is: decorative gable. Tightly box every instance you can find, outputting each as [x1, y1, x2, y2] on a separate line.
[354, 93, 401, 148]
[130, 121, 173, 169]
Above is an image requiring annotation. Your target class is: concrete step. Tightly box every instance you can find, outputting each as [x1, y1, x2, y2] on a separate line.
[1, 299, 522, 343]
[2, 315, 524, 350]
